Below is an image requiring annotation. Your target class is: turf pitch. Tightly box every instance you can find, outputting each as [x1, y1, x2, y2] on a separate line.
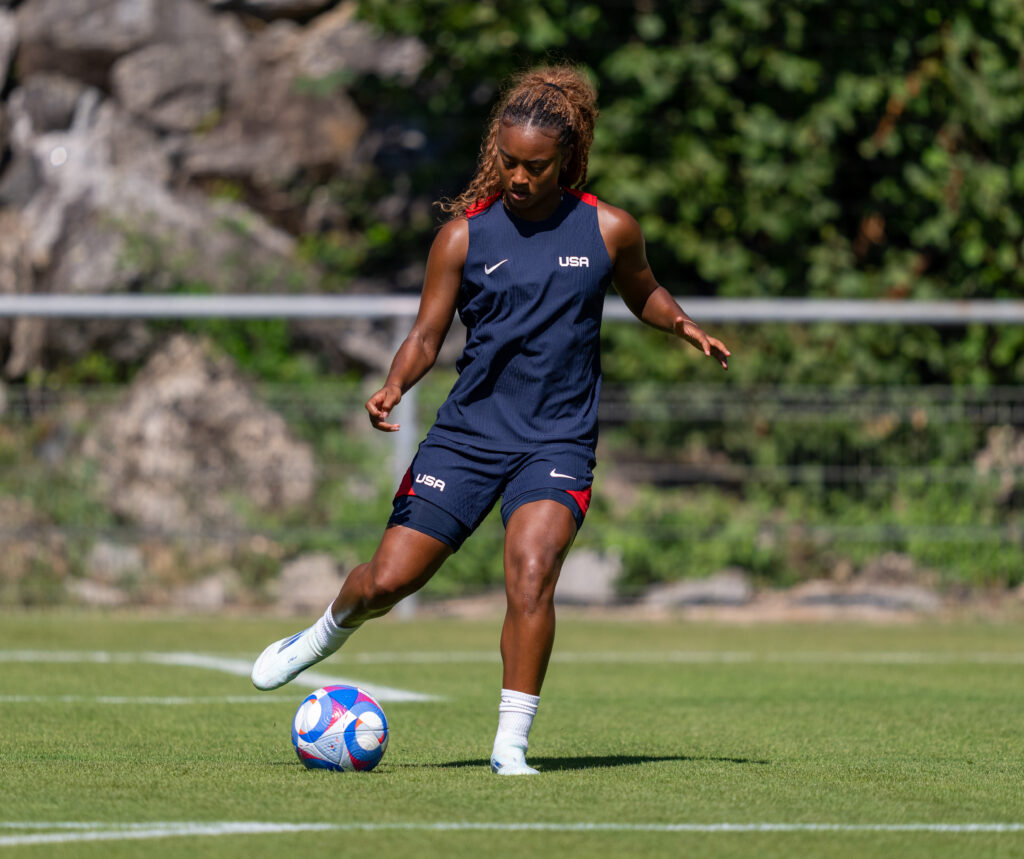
[1, 612, 1022, 858]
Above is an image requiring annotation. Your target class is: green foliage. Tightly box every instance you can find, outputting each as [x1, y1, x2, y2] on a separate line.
[1, 439, 115, 536]
[42, 352, 127, 386]
[591, 487, 781, 593]
[179, 319, 324, 385]
[593, 377, 1022, 589]
[149, 313, 330, 387]
[352, 0, 1024, 387]
[299, 0, 1024, 589]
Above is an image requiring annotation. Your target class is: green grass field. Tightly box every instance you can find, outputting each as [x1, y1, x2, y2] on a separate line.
[1, 611, 1022, 858]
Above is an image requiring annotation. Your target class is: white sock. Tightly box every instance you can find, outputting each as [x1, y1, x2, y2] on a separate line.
[312, 604, 359, 656]
[493, 688, 540, 752]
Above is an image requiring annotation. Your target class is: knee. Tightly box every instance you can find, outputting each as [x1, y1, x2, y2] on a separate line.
[505, 550, 561, 614]
[356, 561, 415, 610]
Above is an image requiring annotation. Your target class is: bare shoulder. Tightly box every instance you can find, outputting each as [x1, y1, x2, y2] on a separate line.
[418, 218, 467, 319]
[594, 200, 643, 261]
[420, 217, 467, 314]
[430, 217, 469, 265]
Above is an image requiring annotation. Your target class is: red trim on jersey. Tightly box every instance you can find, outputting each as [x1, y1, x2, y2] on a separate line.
[465, 192, 502, 218]
[394, 467, 416, 500]
[563, 188, 598, 207]
[566, 487, 592, 516]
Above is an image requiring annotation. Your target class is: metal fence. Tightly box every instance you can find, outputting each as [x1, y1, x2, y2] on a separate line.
[1, 296, 1021, 601]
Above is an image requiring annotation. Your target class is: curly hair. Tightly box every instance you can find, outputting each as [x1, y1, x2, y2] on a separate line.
[437, 65, 599, 220]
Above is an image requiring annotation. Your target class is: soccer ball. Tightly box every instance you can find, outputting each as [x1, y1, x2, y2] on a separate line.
[291, 685, 389, 772]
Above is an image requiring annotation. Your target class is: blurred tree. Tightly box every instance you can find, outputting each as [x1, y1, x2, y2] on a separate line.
[350, 0, 1024, 386]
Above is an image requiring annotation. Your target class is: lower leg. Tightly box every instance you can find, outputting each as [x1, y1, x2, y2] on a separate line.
[490, 687, 541, 775]
[499, 599, 556, 694]
[489, 598, 555, 774]
[490, 500, 577, 774]
[251, 526, 450, 690]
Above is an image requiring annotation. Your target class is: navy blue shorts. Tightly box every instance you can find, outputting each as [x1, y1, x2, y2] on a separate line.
[386, 434, 595, 551]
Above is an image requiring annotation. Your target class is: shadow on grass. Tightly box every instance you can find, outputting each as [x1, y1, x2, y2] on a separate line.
[405, 754, 770, 771]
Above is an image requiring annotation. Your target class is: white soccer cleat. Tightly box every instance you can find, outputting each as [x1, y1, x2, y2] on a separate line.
[490, 744, 539, 775]
[251, 627, 325, 691]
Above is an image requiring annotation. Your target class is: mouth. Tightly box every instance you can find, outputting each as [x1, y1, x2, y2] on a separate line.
[506, 189, 530, 204]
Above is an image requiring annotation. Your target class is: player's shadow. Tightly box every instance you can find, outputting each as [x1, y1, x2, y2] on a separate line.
[422, 754, 770, 771]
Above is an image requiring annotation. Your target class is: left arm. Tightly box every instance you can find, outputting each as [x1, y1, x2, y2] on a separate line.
[598, 203, 730, 370]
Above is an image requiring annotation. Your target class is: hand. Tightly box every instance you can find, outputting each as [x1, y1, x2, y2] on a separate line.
[673, 316, 730, 369]
[365, 383, 403, 431]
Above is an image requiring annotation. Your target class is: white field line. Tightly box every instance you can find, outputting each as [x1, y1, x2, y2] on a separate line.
[0, 695, 291, 705]
[3, 648, 1024, 669]
[2, 647, 1024, 675]
[0, 651, 437, 703]
[1, 821, 1023, 846]
[1, 648, 1019, 707]
[340, 650, 1024, 665]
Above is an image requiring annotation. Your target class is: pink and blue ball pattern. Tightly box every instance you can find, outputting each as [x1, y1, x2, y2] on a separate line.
[291, 685, 389, 772]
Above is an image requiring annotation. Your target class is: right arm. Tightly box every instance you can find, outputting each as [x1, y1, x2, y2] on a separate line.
[365, 218, 468, 432]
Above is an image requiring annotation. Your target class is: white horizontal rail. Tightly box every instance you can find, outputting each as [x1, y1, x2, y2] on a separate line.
[0, 294, 1021, 324]
[0, 294, 421, 319]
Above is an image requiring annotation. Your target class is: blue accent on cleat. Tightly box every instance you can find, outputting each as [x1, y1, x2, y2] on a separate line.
[490, 745, 539, 775]
[277, 631, 304, 653]
[251, 627, 324, 691]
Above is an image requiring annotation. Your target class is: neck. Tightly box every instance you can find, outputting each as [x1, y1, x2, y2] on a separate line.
[503, 187, 563, 221]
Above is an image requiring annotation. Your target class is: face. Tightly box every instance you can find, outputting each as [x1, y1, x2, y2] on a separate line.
[495, 120, 565, 220]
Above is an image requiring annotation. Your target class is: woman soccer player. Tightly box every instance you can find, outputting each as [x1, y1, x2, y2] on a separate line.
[251, 64, 730, 775]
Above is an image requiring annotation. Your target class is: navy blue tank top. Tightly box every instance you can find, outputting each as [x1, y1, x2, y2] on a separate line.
[429, 189, 613, 451]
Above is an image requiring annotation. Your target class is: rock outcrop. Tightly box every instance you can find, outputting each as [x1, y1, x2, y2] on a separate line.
[0, 0, 428, 379]
[83, 335, 316, 532]
[0, 0, 434, 610]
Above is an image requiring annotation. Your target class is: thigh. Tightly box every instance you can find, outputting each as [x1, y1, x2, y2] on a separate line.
[503, 499, 578, 590]
[369, 523, 453, 591]
[338, 523, 453, 615]
[500, 443, 595, 528]
[504, 499, 578, 557]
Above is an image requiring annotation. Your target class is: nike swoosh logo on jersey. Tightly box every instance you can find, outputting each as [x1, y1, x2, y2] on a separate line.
[484, 259, 508, 275]
[549, 468, 575, 480]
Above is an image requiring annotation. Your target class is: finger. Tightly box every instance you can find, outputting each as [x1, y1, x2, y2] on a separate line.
[366, 396, 395, 419]
[366, 386, 399, 414]
[675, 318, 711, 353]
